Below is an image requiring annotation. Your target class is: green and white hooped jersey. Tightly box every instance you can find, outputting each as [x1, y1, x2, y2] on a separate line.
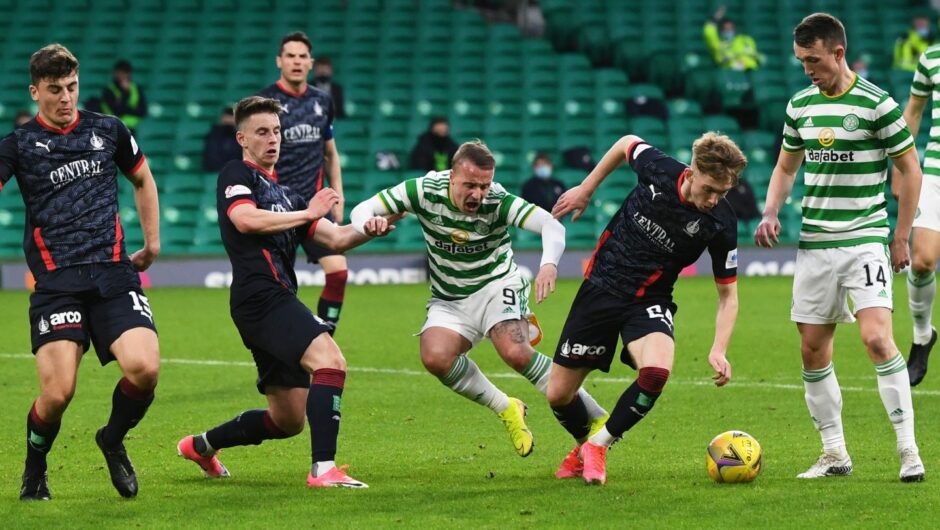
[782, 74, 914, 249]
[911, 43, 940, 179]
[376, 171, 538, 300]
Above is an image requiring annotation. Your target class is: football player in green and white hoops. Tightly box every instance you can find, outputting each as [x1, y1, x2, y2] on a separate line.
[755, 13, 925, 482]
[351, 140, 607, 458]
[893, 41, 940, 387]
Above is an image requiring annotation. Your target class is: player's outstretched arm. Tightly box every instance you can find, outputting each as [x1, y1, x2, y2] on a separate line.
[311, 216, 398, 252]
[324, 139, 345, 223]
[753, 149, 802, 248]
[553, 134, 643, 221]
[520, 207, 565, 303]
[230, 188, 338, 235]
[125, 158, 160, 271]
[708, 281, 738, 387]
[889, 147, 923, 272]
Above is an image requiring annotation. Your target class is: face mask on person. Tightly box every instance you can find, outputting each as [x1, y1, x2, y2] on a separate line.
[314, 75, 332, 85]
[534, 165, 552, 179]
[916, 27, 930, 39]
[721, 30, 735, 41]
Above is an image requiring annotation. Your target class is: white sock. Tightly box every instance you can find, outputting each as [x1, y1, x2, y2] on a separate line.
[523, 352, 608, 420]
[313, 460, 335, 476]
[440, 355, 510, 413]
[908, 269, 936, 345]
[588, 426, 616, 448]
[802, 363, 847, 455]
[875, 353, 917, 450]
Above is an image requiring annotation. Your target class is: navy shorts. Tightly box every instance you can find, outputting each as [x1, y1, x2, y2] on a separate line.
[299, 211, 342, 264]
[232, 294, 332, 394]
[29, 262, 157, 365]
[553, 281, 677, 373]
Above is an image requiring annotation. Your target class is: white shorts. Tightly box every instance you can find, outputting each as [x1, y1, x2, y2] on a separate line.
[420, 270, 531, 346]
[791, 243, 893, 325]
[913, 176, 940, 233]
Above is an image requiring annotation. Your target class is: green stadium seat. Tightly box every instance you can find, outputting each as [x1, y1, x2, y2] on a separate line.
[703, 115, 740, 137]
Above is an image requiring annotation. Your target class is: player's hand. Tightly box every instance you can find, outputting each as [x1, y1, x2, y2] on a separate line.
[534, 263, 557, 304]
[753, 214, 781, 248]
[889, 236, 911, 272]
[384, 211, 408, 224]
[708, 350, 732, 387]
[331, 199, 345, 224]
[308, 189, 339, 220]
[130, 245, 159, 272]
[552, 184, 592, 221]
[363, 216, 396, 237]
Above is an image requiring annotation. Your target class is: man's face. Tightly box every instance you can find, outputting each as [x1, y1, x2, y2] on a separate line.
[687, 168, 734, 212]
[450, 160, 494, 214]
[431, 121, 449, 137]
[276, 41, 313, 85]
[113, 69, 131, 88]
[236, 112, 281, 168]
[314, 64, 333, 78]
[794, 38, 844, 94]
[29, 72, 79, 129]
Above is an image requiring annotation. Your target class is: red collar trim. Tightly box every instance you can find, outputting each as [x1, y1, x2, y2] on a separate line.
[36, 111, 80, 134]
[276, 80, 307, 97]
[677, 168, 691, 205]
[243, 159, 278, 182]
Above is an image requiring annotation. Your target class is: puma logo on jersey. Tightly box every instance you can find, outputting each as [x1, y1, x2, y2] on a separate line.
[649, 184, 661, 201]
[35, 140, 52, 152]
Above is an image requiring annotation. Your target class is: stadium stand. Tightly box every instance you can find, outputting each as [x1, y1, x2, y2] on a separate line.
[0, 0, 930, 258]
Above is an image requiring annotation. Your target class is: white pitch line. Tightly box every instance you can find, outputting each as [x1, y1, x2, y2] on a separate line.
[3, 352, 939, 396]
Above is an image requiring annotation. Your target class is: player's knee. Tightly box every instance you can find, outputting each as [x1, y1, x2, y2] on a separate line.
[912, 255, 937, 275]
[861, 330, 894, 359]
[42, 384, 76, 412]
[546, 384, 578, 408]
[420, 348, 453, 377]
[500, 344, 533, 373]
[268, 409, 305, 436]
[300, 334, 346, 373]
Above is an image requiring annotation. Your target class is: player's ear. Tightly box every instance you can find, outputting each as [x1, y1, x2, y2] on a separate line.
[235, 129, 247, 148]
[28, 84, 39, 102]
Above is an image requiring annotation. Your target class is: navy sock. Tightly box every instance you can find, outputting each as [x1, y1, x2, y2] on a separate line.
[606, 367, 669, 438]
[101, 377, 154, 447]
[25, 402, 60, 471]
[205, 409, 289, 450]
[551, 394, 591, 441]
[308, 369, 345, 463]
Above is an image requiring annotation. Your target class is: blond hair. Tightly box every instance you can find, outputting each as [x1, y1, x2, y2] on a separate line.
[691, 132, 747, 185]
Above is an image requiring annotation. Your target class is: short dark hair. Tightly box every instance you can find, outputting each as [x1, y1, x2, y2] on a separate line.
[233, 96, 283, 128]
[113, 59, 132, 73]
[29, 44, 79, 85]
[316, 55, 333, 67]
[452, 140, 495, 170]
[280, 31, 312, 55]
[429, 116, 449, 128]
[794, 13, 847, 50]
[533, 152, 552, 164]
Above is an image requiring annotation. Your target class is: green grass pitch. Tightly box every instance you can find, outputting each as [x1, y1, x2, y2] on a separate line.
[0, 277, 936, 528]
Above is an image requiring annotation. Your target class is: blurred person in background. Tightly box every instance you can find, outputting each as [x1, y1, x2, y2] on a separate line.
[100, 59, 147, 135]
[409, 116, 459, 172]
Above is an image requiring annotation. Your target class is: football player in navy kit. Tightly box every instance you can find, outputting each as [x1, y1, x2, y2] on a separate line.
[0, 45, 161, 500]
[177, 96, 396, 489]
[257, 32, 349, 334]
[547, 132, 747, 485]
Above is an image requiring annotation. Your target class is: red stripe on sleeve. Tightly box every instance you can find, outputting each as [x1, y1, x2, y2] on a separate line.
[226, 199, 256, 217]
[305, 219, 320, 241]
[33, 228, 56, 271]
[715, 276, 737, 284]
[127, 155, 146, 176]
[112, 213, 123, 262]
[625, 140, 642, 162]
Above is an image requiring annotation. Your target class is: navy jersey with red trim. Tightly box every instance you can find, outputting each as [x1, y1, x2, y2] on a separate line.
[257, 82, 334, 201]
[217, 160, 318, 314]
[0, 111, 144, 278]
[586, 143, 738, 300]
